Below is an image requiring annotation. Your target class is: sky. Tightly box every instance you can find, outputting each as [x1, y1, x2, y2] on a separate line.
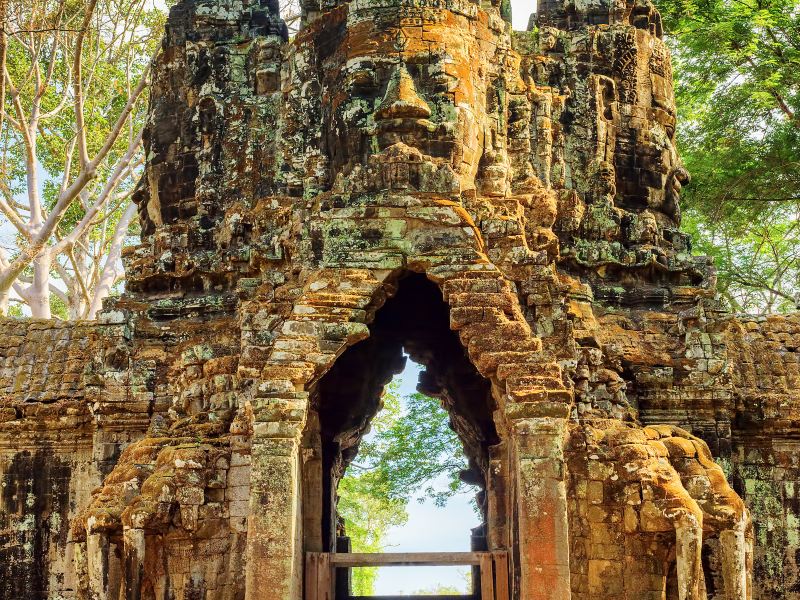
[367, 360, 481, 595]
[512, 0, 538, 31]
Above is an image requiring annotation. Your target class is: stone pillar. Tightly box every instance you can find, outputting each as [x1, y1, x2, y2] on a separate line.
[674, 519, 703, 600]
[245, 392, 308, 600]
[510, 413, 571, 600]
[302, 409, 324, 553]
[487, 442, 510, 551]
[122, 527, 145, 600]
[86, 532, 110, 600]
[74, 540, 90, 600]
[719, 517, 750, 600]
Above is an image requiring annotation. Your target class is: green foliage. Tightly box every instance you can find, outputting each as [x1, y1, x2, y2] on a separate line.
[337, 473, 407, 594]
[0, 0, 170, 317]
[49, 293, 69, 320]
[658, 0, 800, 312]
[337, 386, 407, 595]
[337, 379, 472, 595]
[352, 385, 468, 507]
[413, 579, 470, 595]
[4, 0, 166, 215]
[6, 302, 24, 318]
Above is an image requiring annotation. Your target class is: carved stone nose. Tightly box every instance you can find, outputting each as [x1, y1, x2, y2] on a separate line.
[375, 64, 432, 121]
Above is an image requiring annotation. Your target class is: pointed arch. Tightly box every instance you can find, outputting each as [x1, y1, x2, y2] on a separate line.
[245, 257, 573, 600]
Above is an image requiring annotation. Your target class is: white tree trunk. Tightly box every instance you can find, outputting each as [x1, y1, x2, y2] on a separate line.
[28, 251, 52, 318]
[0, 1, 155, 318]
[87, 202, 136, 319]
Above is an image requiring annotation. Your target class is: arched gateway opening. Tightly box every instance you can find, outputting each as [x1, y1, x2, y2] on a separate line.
[300, 273, 510, 598]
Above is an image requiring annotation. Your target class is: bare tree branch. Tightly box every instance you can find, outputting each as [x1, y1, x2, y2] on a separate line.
[73, 0, 100, 168]
[0, 0, 160, 317]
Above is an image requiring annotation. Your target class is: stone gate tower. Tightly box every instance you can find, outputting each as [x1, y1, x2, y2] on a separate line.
[2, 0, 800, 598]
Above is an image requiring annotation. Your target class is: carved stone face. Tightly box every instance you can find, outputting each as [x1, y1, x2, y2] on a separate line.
[614, 33, 690, 223]
[318, 6, 495, 190]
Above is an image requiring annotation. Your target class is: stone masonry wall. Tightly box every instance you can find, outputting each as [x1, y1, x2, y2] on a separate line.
[1, 0, 798, 598]
[0, 320, 100, 599]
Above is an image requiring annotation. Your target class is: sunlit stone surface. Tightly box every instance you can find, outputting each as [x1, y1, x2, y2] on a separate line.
[0, 0, 797, 598]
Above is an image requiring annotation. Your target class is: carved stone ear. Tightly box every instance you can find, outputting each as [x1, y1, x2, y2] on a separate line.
[592, 75, 617, 122]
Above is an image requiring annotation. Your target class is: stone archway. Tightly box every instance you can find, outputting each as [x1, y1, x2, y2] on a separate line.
[244, 262, 573, 600]
[303, 273, 502, 590]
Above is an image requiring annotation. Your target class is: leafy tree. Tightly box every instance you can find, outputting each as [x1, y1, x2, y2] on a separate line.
[0, 0, 167, 318]
[0, 0, 303, 320]
[337, 379, 472, 595]
[337, 385, 408, 595]
[337, 473, 407, 594]
[413, 579, 470, 595]
[351, 386, 468, 508]
[658, 0, 800, 313]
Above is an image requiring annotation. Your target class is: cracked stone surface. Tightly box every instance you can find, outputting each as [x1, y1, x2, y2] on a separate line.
[0, 0, 797, 598]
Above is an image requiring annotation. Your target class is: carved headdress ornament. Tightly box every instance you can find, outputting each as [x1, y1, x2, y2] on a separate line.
[345, 0, 481, 18]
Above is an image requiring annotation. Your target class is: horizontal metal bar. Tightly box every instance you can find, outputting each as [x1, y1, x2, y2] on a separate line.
[328, 552, 486, 567]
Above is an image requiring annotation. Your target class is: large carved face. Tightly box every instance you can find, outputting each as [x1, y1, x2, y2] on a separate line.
[614, 31, 689, 223]
[317, 4, 498, 190]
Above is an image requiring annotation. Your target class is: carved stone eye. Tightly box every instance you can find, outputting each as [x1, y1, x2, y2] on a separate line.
[404, 62, 423, 79]
[349, 70, 378, 95]
[428, 72, 457, 96]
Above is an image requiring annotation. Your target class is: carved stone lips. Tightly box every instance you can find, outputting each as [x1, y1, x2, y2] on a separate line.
[373, 118, 443, 152]
[374, 117, 437, 135]
[669, 167, 690, 200]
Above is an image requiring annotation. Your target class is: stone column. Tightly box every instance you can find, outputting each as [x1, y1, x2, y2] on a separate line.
[487, 442, 510, 551]
[509, 411, 572, 600]
[86, 531, 115, 600]
[122, 527, 145, 600]
[674, 518, 703, 600]
[719, 516, 750, 600]
[245, 391, 308, 600]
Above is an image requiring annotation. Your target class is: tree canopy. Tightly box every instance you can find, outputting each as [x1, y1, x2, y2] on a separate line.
[659, 0, 800, 312]
[337, 380, 473, 595]
[0, 0, 167, 318]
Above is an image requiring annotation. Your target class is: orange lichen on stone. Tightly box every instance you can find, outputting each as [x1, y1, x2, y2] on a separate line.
[0, 0, 795, 598]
